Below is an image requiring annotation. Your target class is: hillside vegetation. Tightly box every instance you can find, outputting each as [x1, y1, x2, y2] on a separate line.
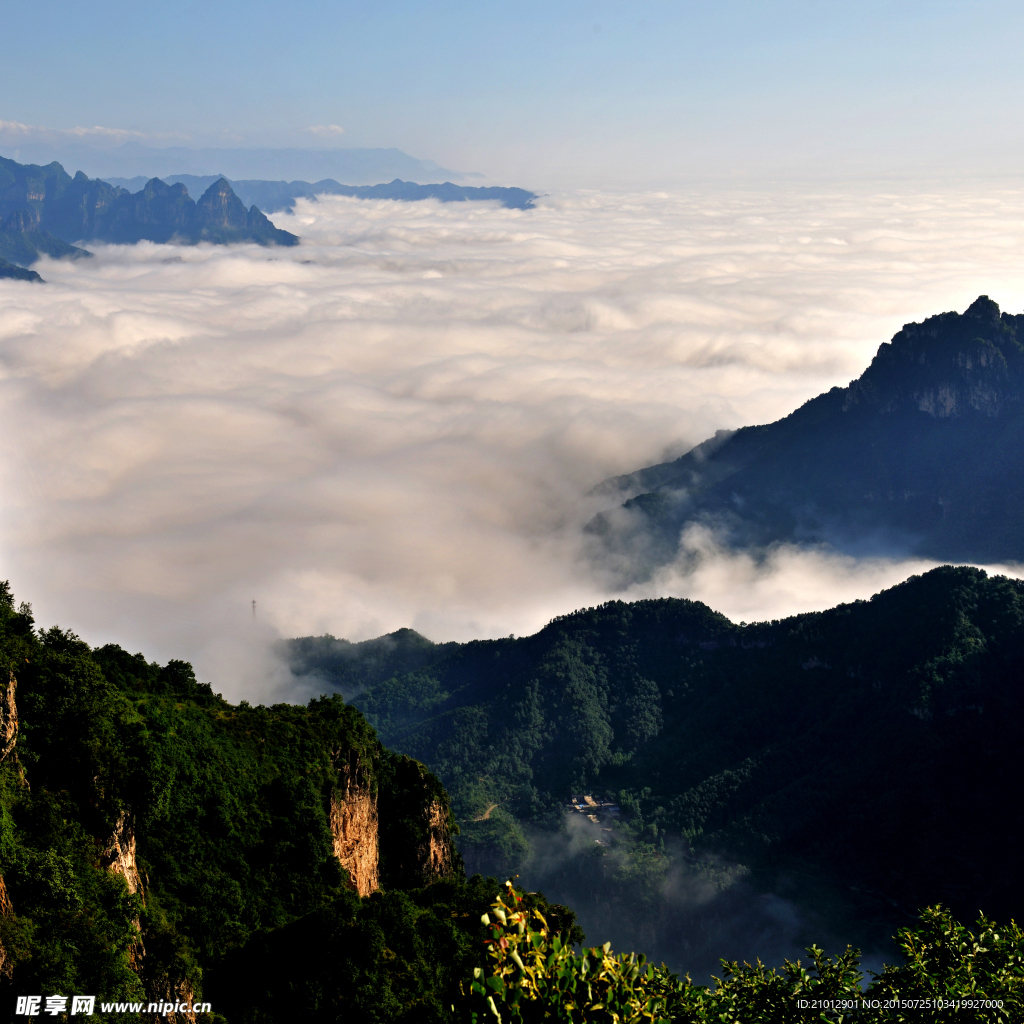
[0, 581, 540, 1022]
[282, 566, 1024, 961]
[2, 573, 1023, 1020]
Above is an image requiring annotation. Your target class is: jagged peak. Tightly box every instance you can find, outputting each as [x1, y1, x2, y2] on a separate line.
[202, 177, 236, 197]
[964, 294, 1001, 323]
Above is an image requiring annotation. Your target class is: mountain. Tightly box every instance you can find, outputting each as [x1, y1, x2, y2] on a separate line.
[286, 565, 1024, 969]
[590, 296, 1024, 575]
[103, 175, 538, 213]
[0, 580, 531, 1019]
[0, 257, 42, 282]
[0, 206, 90, 266]
[281, 627, 460, 698]
[3, 575, 1022, 1019]
[1, 141, 473, 186]
[0, 156, 297, 255]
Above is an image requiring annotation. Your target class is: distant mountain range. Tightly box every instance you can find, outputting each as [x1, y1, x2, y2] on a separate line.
[0, 141, 475, 185]
[102, 175, 537, 212]
[591, 295, 1024, 573]
[0, 156, 297, 276]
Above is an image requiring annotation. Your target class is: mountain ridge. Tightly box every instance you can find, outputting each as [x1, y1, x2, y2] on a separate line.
[589, 295, 1024, 573]
[103, 175, 538, 212]
[0, 156, 297, 266]
[285, 564, 1024, 973]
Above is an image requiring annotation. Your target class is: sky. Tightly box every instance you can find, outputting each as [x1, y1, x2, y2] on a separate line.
[4, 1, 1024, 186]
[3, 185, 1024, 699]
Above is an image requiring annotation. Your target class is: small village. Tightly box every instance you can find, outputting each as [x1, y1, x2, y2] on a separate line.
[567, 794, 620, 847]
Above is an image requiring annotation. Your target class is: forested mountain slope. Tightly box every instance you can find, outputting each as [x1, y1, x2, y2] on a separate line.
[590, 296, 1024, 573]
[0, 581, 535, 1022]
[303, 566, 1024, 934]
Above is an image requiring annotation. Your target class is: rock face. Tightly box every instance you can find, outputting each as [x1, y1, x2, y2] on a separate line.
[99, 811, 144, 896]
[330, 754, 380, 897]
[327, 749, 461, 896]
[0, 205, 90, 267]
[0, 672, 16, 979]
[592, 295, 1024, 571]
[422, 797, 458, 881]
[0, 669, 17, 764]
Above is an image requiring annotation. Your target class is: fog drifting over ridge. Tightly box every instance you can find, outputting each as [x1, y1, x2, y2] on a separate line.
[2, 184, 1024, 700]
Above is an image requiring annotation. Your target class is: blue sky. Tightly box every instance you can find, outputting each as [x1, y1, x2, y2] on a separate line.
[4, 0, 1024, 185]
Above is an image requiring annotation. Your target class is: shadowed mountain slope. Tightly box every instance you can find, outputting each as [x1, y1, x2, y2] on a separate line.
[0, 156, 297, 257]
[0, 256, 42, 282]
[590, 296, 1024, 575]
[0, 206, 90, 266]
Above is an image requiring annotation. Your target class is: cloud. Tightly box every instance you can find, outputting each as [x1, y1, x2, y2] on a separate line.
[2, 183, 1024, 698]
[0, 119, 186, 146]
[305, 124, 345, 137]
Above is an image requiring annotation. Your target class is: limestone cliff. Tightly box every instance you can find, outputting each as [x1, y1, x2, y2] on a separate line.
[0, 668, 17, 764]
[330, 753, 380, 897]
[327, 748, 461, 895]
[98, 810, 144, 896]
[422, 797, 458, 881]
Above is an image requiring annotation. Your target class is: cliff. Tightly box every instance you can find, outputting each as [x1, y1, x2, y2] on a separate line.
[378, 754, 461, 889]
[329, 752, 380, 897]
[590, 295, 1024, 570]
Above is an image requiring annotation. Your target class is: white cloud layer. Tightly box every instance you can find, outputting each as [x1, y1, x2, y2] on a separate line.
[2, 183, 1024, 699]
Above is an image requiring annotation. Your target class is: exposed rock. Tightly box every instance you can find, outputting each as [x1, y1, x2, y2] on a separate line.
[330, 753, 380, 896]
[327, 770, 380, 897]
[0, 669, 17, 764]
[99, 810, 147, 977]
[98, 810, 144, 896]
[143, 974, 199, 1024]
[423, 798, 457, 880]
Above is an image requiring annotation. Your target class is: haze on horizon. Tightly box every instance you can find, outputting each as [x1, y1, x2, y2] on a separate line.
[3, 0, 1024, 188]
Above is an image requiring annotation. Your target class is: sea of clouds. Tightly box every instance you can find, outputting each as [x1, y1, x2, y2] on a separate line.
[2, 183, 1024, 699]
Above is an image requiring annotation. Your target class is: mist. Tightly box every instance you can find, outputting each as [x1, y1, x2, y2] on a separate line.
[3, 182, 1024, 699]
[467, 810, 884, 984]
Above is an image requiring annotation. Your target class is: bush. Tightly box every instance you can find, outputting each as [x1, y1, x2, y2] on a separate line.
[464, 891, 1024, 1023]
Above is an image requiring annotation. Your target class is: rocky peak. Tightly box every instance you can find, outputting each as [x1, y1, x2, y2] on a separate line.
[843, 295, 1021, 418]
[963, 293, 1002, 326]
[196, 178, 250, 230]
